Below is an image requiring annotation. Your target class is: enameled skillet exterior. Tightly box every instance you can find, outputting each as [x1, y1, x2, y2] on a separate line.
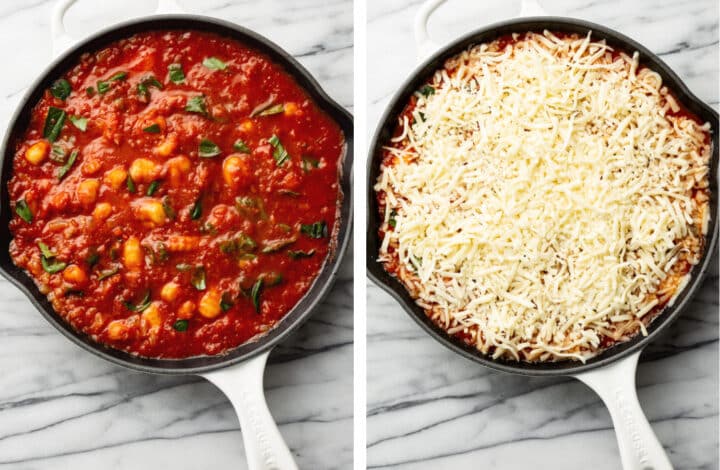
[0, 15, 353, 375]
[367, 17, 718, 377]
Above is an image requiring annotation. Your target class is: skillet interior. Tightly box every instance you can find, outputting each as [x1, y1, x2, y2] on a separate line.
[366, 17, 718, 376]
[0, 15, 353, 375]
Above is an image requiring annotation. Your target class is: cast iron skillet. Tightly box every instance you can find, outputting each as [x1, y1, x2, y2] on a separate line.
[0, 2, 352, 469]
[367, 1, 717, 469]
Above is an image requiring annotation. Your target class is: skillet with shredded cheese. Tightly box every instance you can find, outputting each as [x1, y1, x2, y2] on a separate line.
[375, 31, 711, 362]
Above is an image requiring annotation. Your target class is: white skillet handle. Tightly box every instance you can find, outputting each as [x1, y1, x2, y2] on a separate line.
[414, 0, 548, 61]
[202, 351, 299, 470]
[574, 351, 673, 470]
[51, 0, 186, 57]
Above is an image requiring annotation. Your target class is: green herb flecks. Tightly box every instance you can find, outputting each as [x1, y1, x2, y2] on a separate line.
[146, 180, 160, 196]
[168, 64, 185, 83]
[58, 150, 78, 180]
[190, 197, 202, 220]
[250, 278, 263, 312]
[143, 123, 161, 133]
[258, 103, 284, 116]
[185, 95, 207, 115]
[419, 85, 435, 97]
[191, 265, 206, 291]
[300, 221, 327, 239]
[50, 79, 71, 100]
[43, 107, 66, 142]
[268, 134, 289, 166]
[162, 196, 175, 219]
[38, 241, 66, 274]
[123, 290, 151, 312]
[173, 319, 189, 331]
[233, 139, 251, 153]
[69, 115, 88, 132]
[202, 57, 227, 71]
[198, 138, 221, 157]
[97, 267, 120, 281]
[15, 199, 32, 223]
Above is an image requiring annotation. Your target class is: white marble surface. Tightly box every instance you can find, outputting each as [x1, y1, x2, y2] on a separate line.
[0, 1, 352, 469]
[367, 1, 718, 469]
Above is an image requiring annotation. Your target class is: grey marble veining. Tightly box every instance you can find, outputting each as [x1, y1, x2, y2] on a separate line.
[0, 1, 352, 469]
[367, 0, 718, 468]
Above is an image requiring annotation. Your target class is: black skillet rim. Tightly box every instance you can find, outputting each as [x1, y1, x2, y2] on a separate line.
[366, 16, 719, 377]
[0, 14, 354, 375]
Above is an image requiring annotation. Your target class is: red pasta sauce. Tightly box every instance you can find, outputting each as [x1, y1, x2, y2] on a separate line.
[8, 30, 344, 358]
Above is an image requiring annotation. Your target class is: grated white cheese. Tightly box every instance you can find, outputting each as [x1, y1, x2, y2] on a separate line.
[376, 31, 711, 362]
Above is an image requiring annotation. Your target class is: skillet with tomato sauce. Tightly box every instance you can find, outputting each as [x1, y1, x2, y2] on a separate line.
[7, 30, 344, 358]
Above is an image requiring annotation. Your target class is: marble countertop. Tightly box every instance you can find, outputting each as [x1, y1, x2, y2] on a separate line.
[0, 1, 352, 469]
[367, 1, 718, 469]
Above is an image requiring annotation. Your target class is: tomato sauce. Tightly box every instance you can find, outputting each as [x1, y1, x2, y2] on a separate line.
[8, 30, 344, 358]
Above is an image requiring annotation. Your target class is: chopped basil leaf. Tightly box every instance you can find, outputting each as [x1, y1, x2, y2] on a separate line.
[388, 209, 398, 228]
[277, 223, 292, 233]
[250, 96, 278, 117]
[220, 292, 233, 312]
[219, 233, 256, 256]
[58, 150, 78, 180]
[137, 75, 163, 98]
[288, 249, 315, 259]
[143, 123, 161, 133]
[190, 197, 202, 220]
[235, 196, 267, 220]
[185, 95, 207, 115]
[268, 134, 289, 166]
[168, 63, 185, 83]
[38, 242, 65, 274]
[173, 319, 189, 331]
[146, 180, 160, 196]
[202, 57, 227, 71]
[41, 256, 66, 274]
[162, 196, 175, 219]
[86, 86, 96, 96]
[43, 107, 66, 142]
[300, 221, 327, 239]
[50, 144, 66, 163]
[141, 75, 163, 89]
[233, 139, 251, 153]
[86, 252, 100, 267]
[64, 289, 84, 297]
[126, 175, 136, 193]
[69, 115, 87, 132]
[109, 71, 128, 81]
[191, 266, 206, 291]
[97, 267, 120, 281]
[198, 138, 221, 157]
[97, 80, 110, 94]
[37, 241, 55, 258]
[15, 199, 32, 223]
[250, 278, 263, 312]
[258, 103, 284, 116]
[50, 78, 71, 100]
[261, 237, 297, 254]
[301, 156, 319, 173]
[175, 263, 193, 272]
[123, 290, 151, 312]
[419, 85, 435, 97]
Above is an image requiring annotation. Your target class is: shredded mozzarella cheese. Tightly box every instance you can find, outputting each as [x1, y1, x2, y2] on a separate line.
[376, 31, 711, 362]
